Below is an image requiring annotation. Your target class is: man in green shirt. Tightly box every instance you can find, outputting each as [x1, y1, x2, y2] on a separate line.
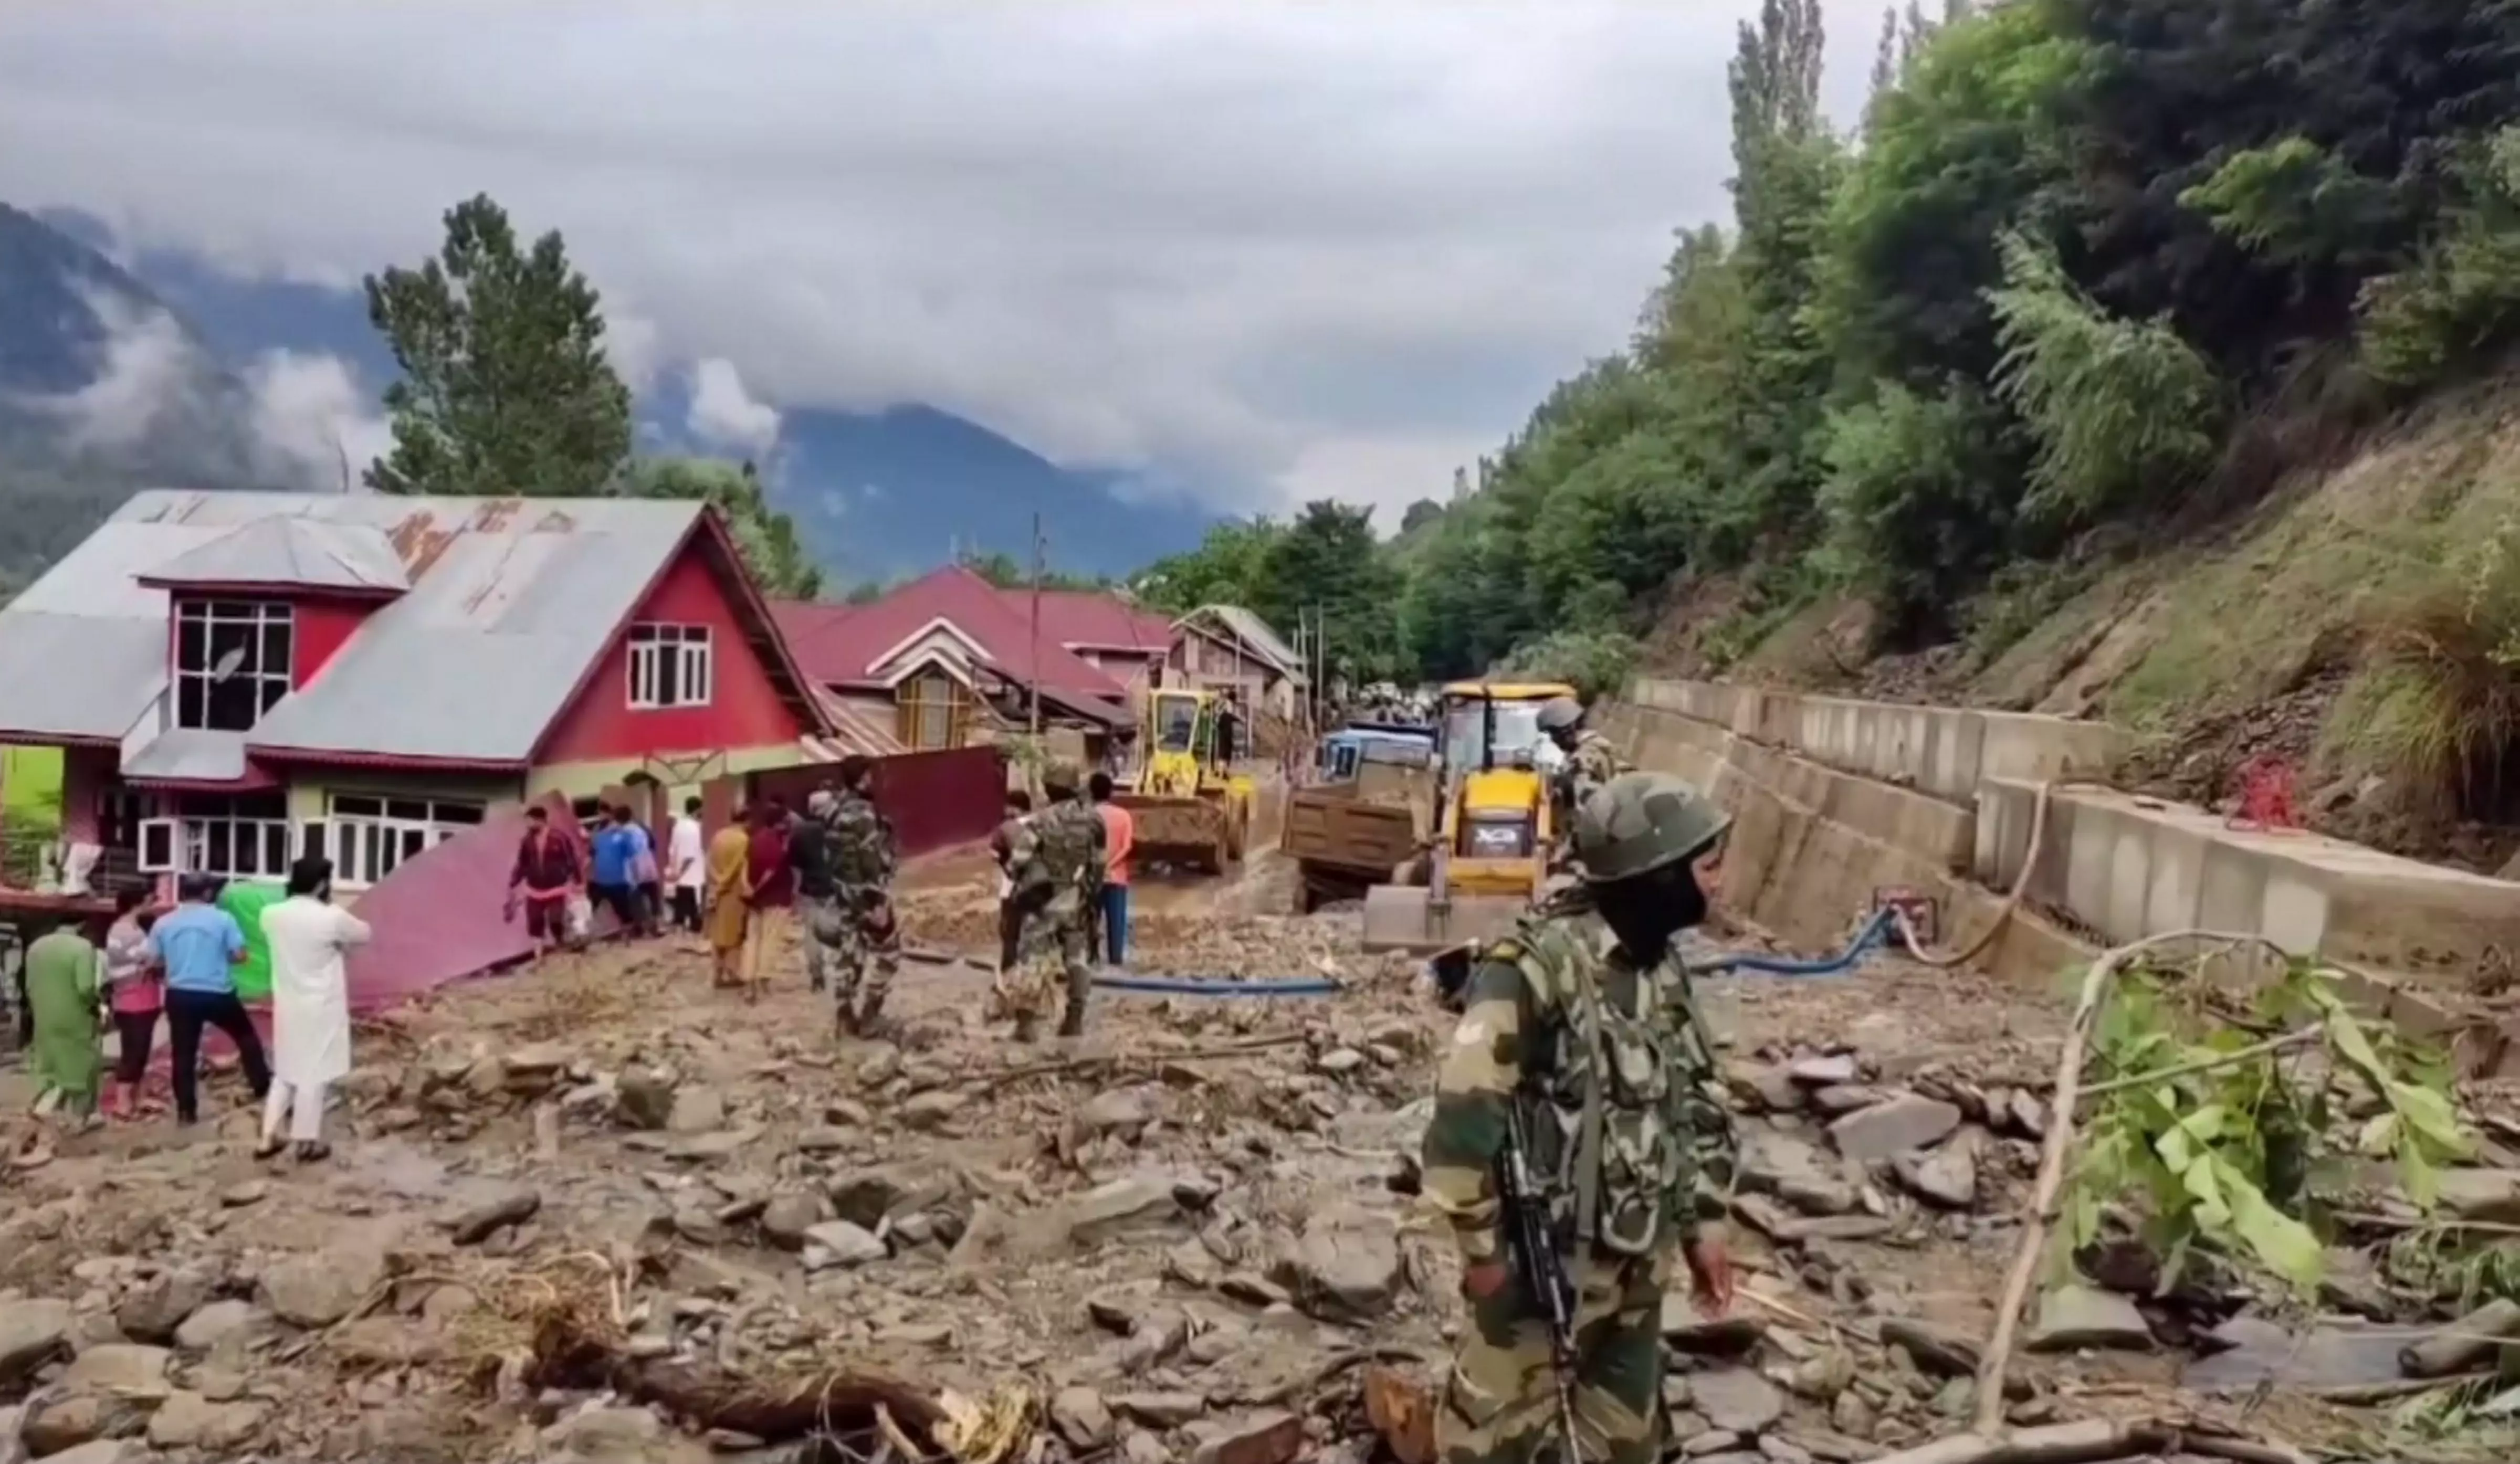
[26, 916, 104, 1122]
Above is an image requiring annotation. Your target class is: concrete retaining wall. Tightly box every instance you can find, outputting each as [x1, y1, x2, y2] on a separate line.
[1606, 682, 2520, 1076]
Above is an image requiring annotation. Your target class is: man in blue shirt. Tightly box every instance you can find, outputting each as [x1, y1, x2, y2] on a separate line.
[587, 804, 652, 936]
[147, 874, 274, 1126]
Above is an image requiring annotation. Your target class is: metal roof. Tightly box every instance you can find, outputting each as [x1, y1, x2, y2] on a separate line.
[143, 515, 411, 593]
[121, 728, 250, 783]
[1175, 604, 1303, 680]
[0, 490, 710, 763]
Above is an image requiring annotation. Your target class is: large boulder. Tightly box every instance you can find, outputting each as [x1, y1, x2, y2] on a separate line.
[1268, 1204, 1403, 1323]
[112, 1273, 213, 1346]
[257, 1247, 387, 1328]
[0, 1297, 73, 1388]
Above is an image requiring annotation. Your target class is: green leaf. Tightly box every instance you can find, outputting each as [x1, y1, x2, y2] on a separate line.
[2386, 1082, 2474, 1161]
[2214, 1157, 2327, 1290]
[2358, 1111, 2402, 1156]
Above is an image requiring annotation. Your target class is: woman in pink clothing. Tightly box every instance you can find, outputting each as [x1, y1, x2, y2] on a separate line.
[100, 883, 164, 1120]
[1086, 772, 1134, 966]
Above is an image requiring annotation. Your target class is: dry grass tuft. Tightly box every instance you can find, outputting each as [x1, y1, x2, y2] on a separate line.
[2324, 524, 2520, 819]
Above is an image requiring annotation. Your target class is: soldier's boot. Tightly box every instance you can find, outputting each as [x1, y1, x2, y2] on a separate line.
[1057, 964, 1090, 1038]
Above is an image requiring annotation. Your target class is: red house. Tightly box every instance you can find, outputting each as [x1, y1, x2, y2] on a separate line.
[0, 490, 845, 892]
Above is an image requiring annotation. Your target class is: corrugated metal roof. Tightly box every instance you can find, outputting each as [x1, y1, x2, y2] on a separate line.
[804, 685, 907, 759]
[1177, 604, 1303, 679]
[144, 516, 410, 593]
[0, 490, 708, 763]
[774, 566, 1129, 702]
[122, 728, 249, 782]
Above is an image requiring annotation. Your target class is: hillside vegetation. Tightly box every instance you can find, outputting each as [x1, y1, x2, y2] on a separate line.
[1142, 0, 2520, 830]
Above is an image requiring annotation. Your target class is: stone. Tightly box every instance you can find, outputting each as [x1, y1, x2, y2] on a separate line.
[1661, 1295, 1766, 1355]
[217, 1181, 267, 1208]
[506, 1040, 572, 1076]
[1066, 1176, 1186, 1247]
[331, 1316, 446, 1367]
[1878, 1319, 1978, 1378]
[1692, 1368, 1785, 1436]
[258, 1247, 386, 1328]
[1788, 1055, 1858, 1086]
[1316, 1048, 1367, 1076]
[760, 1193, 825, 1250]
[615, 1067, 678, 1130]
[172, 1301, 265, 1354]
[19, 1391, 155, 1456]
[1051, 1387, 1116, 1449]
[1219, 1273, 1293, 1309]
[2025, 1283, 2154, 1354]
[794, 1126, 852, 1154]
[667, 1086, 728, 1133]
[0, 1297, 74, 1386]
[548, 1404, 667, 1458]
[1270, 1204, 1402, 1322]
[1826, 1095, 1961, 1162]
[1809, 1086, 1885, 1117]
[1829, 1390, 1875, 1439]
[447, 1187, 542, 1245]
[1758, 1438, 1813, 1464]
[1190, 1411, 1304, 1464]
[1113, 1392, 1208, 1428]
[111, 1275, 209, 1340]
[146, 1390, 263, 1450]
[1738, 1132, 1858, 1216]
[2185, 1317, 2405, 1394]
[1893, 1136, 1978, 1210]
[1784, 1351, 1855, 1402]
[60, 1344, 171, 1395]
[1681, 1431, 1742, 1457]
[898, 1091, 960, 1130]
[667, 1128, 756, 1162]
[29, 1444, 155, 1464]
[2439, 1168, 2520, 1225]
[801, 1221, 887, 1268]
[2006, 1091, 2048, 1140]
[1079, 1087, 1158, 1137]
[1124, 1431, 1173, 1464]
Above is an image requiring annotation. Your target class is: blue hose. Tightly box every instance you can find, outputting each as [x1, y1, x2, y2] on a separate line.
[1690, 905, 1895, 978]
[1090, 973, 1345, 997]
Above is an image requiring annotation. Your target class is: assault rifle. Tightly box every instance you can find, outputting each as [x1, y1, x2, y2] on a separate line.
[1499, 1104, 1584, 1463]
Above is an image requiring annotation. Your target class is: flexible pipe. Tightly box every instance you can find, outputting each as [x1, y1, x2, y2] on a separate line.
[1887, 777, 2062, 968]
[1692, 905, 1895, 978]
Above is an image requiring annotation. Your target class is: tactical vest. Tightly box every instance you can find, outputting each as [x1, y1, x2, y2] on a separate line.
[828, 795, 891, 888]
[1506, 913, 1719, 1257]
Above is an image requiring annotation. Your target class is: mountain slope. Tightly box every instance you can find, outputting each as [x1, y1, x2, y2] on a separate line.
[37, 211, 1220, 586]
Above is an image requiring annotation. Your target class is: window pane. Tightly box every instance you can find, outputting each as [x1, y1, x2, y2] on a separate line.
[386, 799, 429, 823]
[239, 792, 286, 819]
[177, 618, 205, 670]
[628, 646, 655, 704]
[333, 796, 382, 818]
[655, 646, 680, 706]
[261, 622, 291, 675]
[206, 822, 233, 874]
[399, 827, 426, 860]
[260, 676, 287, 713]
[176, 678, 205, 730]
[629, 625, 658, 644]
[264, 824, 289, 872]
[436, 803, 485, 825]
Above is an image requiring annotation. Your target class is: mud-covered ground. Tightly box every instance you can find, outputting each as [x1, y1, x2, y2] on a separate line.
[3, 846, 2515, 1464]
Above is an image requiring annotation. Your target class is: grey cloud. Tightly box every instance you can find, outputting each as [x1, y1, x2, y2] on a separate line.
[0, 1, 1885, 515]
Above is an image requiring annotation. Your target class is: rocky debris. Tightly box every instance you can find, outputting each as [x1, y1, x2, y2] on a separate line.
[111, 1273, 212, 1346]
[171, 1301, 265, 1355]
[0, 1297, 74, 1387]
[1737, 1132, 1859, 1216]
[2439, 1167, 2520, 1224]
[1269, 1204, 1403, 1322]
[1051, 1387, 1117, 1449]
[19, 1346, 173, 1455]
[447, 1187, 542, 1245]
[1825, 1094, 1961, 1163]
[1190, 1410, 1305, 1464]
[2187, 1316, 2403, 1393]
[144, 1391, 264, 1451]
[1891, 1134, 1978, 1210]
[898, 1090, 961, 1130]
[257, 1247, 387, 1329]
[28, 1443, 159, 1464]
[759, 1192, 826, 1249]
[1788, 1054, 1859, 1087]
[1064, 1174, 1190, 1249]
[2399, 1298, 2520, 1378]
[666, 1086, 727, 1133]
[1692, 1367, 1786, 1436]
[615, 1067, 678, 1130]
[801, 1221, 888, 1270]
[1113, 1391, 1208, 1428]
[2025, 1284, 2154, 1354]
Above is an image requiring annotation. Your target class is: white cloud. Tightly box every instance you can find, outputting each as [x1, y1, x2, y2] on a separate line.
[28, 286, 204, 452]
[685, 357, 780, 455]
[605, 307, 663, 394]
[242, 349, 393, 491]
[0, 1, 1887, 516]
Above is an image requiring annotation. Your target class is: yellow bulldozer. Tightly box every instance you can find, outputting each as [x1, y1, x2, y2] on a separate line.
[1360, 680, 1575, 953]
[1116, 687, 1256, 875]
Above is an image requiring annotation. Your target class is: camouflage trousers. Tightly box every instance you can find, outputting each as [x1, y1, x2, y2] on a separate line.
[804, 891, 900, 1023]
[1438, 1248, 1667, 1464]
[989, 903, 1091, 1036]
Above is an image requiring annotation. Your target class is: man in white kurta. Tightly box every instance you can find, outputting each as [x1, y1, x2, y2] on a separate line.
[256, 856, 372, 1161]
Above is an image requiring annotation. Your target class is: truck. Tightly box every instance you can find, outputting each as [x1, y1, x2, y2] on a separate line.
[1280, 725, 1438, 912]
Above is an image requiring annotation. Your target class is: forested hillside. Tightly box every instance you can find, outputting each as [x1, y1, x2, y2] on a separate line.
[1141, 0, 2520, 804]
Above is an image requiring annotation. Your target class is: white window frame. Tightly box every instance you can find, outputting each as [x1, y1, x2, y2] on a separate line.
[326, 793, 487, 890]
[172, 599, 293, 733]
[627, 623, 713, 710]
[136, 794, 293, 881]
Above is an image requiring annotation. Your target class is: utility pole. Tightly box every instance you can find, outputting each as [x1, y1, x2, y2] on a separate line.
[1028, 511, 1045, 736]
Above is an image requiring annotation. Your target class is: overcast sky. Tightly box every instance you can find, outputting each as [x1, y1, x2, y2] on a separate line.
[0, 2, 1880, 519]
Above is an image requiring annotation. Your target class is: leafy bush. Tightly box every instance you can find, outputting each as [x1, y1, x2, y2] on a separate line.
[1987, 232, 2226, 527]
[1815, 380, 2014, 636]
[2358, 129, 2520, 390]
[1493, 630, 1640, 703]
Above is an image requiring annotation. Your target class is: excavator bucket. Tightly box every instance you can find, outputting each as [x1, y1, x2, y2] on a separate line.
[1116, 792, 1237, 875]
[1360, 883, 1526, 955]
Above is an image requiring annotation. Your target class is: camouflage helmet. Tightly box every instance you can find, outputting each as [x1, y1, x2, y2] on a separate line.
[1571, 771, 1729, 883]
[1040, 758, 1083, 795]
[1536, 696, 1586, 734]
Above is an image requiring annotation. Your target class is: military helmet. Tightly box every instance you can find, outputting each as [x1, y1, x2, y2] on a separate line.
[1571, 771, 1729, 883]
[1536, 696, 1586, 734]
[1041, 758, 1083, 795]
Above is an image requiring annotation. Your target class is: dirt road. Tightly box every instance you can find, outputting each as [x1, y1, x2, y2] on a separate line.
[0, 845, 2502, 1463]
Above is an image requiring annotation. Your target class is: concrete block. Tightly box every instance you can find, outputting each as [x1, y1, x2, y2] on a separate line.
[2260, 871, 2332, 957]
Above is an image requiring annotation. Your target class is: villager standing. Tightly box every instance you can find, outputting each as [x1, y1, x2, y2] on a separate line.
[824, 755, 902, 1036]
[1424, 772, 1738, 1464]
[257, 856, 371, 1163]
[626, 806, 665, 936]
[741, 798, 795, 1002]
[150, 874, 273, 1128]
[24, 914, 103, 1124]
[705, 809, 753, 989]
[989, 789, 1034, 976]
[101, 883, 163, 1121]
[589, 804, 648, 937]
[667, 796, 706, 934]
[993, 761, 1104, 1041]
[508, 805, 582, 960]
[1087, 771, 1134, 966]
[793, 789, 841, 994]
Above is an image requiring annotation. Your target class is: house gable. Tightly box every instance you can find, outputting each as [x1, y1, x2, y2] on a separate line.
[533, 532, 807, 766]
[865, 616, 993, 684]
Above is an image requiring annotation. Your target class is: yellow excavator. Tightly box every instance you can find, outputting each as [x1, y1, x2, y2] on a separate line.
[1360, 680, 1574, 953]
[1117, 686, 1256, 875]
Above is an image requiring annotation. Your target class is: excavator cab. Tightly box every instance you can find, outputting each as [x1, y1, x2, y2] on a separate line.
[1119, 687, 1255, 873]
[1361, 680, 1574, 953]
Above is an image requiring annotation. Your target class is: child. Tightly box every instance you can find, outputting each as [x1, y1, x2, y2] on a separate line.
[101, 884, 163, 1120]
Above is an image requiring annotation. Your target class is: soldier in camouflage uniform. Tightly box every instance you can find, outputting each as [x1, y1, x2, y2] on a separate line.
[1538, 698, 1630, 869]
[993, 760, 1105, 1041]
[823, 755, 903, 1036]
[1424, 771, 1738, 1464]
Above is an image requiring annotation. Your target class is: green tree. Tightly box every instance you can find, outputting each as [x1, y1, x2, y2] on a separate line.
[1131, 519, 1286, 616]
[617, 457, 823, 600]
[1256, 501, 1402, 685]
[364, 194, 633, 497]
